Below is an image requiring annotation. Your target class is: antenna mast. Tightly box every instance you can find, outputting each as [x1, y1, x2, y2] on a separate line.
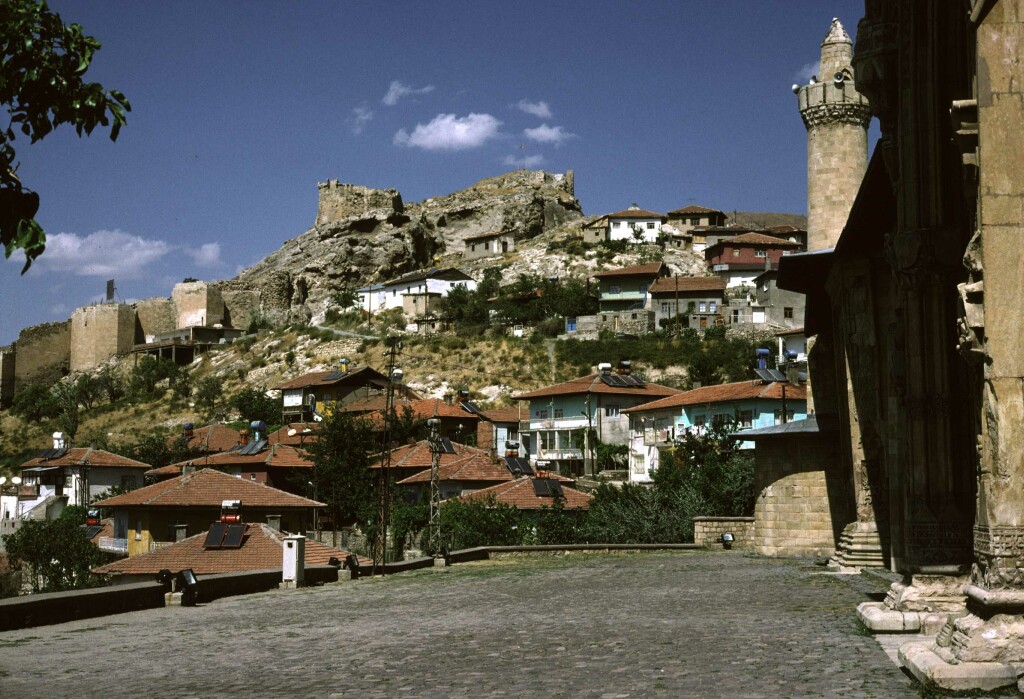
[372, 335, 403, 575]
[427, 418, 443, 556]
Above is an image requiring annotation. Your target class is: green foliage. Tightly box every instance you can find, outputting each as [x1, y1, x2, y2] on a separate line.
[305, 410, 377, 529]
[2, 505, 109, 592]
[665, 420, 755, 517]
[193, 375, 222, 414]
[391, 499, 429, 558]
[440, 494, 524, 549]
[246, 310, 271, 334]
[74, 373, 101, 410]
[230, 386, 281, 426]
[9, 382, 58, 422]
[1, 0, 130, 270]
[127, 356, 187, 400]
[331, 288, 359, 309]
[97, 428, 201, 470]
[594, 441, 628, 471]
[52, 380, 80, 442]
[95, 363, 125, 404]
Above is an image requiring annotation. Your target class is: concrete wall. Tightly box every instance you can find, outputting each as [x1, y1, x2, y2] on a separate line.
[134, 297, 176, 343]
[0, 581, 167, 631]
[693, 517, 754, 549]
[753, 432, 851, 557]
[172, 281, 225, 329]
[13, 320, 70, 392]
[70, 304, 136, 372]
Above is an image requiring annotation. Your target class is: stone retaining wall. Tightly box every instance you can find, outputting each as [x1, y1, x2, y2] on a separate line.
[693, 517, 754, 548]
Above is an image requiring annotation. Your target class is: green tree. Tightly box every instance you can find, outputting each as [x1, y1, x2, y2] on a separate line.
[305, 410, 378, 533]
[1, 0, 130, 270]
[95, 363, 125, 404]
[3, 505, 108, 592]
[231, 385, 281, 426]
[10, 382, 58, 422]
[193, 375, 222, 414]
[439, 494, 525, 549]
[52, 380, 80, 443]
[74, 372, 101, 410]
[331, 288, 359, 309]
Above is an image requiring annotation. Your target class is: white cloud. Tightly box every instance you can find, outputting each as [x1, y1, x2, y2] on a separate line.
[523, 123, 576, 146]
[187, 242, 222, 268]
[795, 61, 818, 83]
[349, 104, 374, 134]
[34, 229, 171, 278]
[516, 99, 552, 119]
[382, 80, 435, 106]
[502, 153, 544, 168]
[394, 113, 502, 151]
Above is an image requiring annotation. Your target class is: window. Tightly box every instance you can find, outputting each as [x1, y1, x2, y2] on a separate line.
[646, 222, 655, 229]
[471, 244, 476, 251]
[732, 309, 740, 323]
[732, 248, 740, 257]
[120, 475, 137, 490]
[614, 221, 622, 228]
[609, 285, 621, 294]
[755, 250, 767, 258]
[536, 409, 548, 419]
[605, 405, 620, 418]
[774, 409, 796, 424]
[709, 302, 717, 313]
[712, 414, 729, 426]
[784, 307, 794, 319]
[631, 313, 637, 319]
[739, 410, 753, 428]
[554, 408, 564, 419]
[699, 302, 707, 313]
[661, 302, 670, 314]
[693, 415, 706, 427]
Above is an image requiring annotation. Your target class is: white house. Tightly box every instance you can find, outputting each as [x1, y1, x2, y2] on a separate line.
[606, 205, 667, 244]
[357, 267, 477, 313]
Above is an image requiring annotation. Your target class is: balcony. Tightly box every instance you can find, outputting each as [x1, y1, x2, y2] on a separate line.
[519, 416, 590, 432]
[97, 537, 128, 554]
[641, 428, 675, 446]
[538, 448, 584, 461]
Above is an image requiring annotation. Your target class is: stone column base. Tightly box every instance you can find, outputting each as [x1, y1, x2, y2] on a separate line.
[856, 601, 950, 634]
[829, 521, 885, 570]
[856, 575, 968, 634]
[899, 642, 1017, 693]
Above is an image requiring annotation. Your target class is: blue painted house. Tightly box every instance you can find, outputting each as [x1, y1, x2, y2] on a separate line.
[621, 379, 808, 483]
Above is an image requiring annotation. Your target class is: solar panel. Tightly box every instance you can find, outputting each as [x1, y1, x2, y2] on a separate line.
[549, 481, 564, 498]
[36, 447, 68, 460]
[324, 372, 344, 381]
[753, 368, 775, 383]
[504, 456, 533, 476]
[239, 439, 267, 456]
[204, 522, 228, 549]
[620, 375, 645, 387]
[767, 369, 788, 382]
[518, 459, 535, 476]
[599, 374, 627, 387]
[221, 523, 246, 549]
[461, 401, 481, 414]
[532, 478, 552, 496]
[440, 438, 456, 454]
[83, 525, 103, 539]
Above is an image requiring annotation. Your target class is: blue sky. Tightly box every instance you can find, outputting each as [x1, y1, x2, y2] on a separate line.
[1, 1, 867, 345]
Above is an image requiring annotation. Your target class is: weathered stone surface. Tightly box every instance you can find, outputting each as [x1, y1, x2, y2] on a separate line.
[899, 641, 1017, 692]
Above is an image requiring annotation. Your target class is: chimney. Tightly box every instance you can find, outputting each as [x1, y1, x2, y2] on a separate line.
[174, 524, 188, 542]
[181, 462, 196, 478]
[266, 514, 282, 531]
[281, 535, 305, 589]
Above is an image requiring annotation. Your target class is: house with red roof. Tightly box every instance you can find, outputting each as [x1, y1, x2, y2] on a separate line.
[396, 452, 514, 500]
[454, 475, 593, 512]
[648, 275, 727, 330]
[273, 365, 419, 423]
[146, 443, 313, 496]
[704, 232, 803, 288]
[166, 423, 243, 456]
[17, 439, 152, 516]
[355, 397, 481, 442]
[370, 439, 489, 482]
[621, 379, 807, 482]
[666, 204, 727, 232]
[92, 522, 368, 584]
[605, 204, 667, 244]
[513, 364, 681, 478]
[92, 468, 323, 557]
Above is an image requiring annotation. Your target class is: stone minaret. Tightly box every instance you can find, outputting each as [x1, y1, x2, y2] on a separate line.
[797, 18, 871, 251]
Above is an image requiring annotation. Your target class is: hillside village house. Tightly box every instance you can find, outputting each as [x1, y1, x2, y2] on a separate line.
[621, 379, 808, 483]
[463, 231, 515, 260]
[514, 364, 680, 477]
[704, 232, 803, 288]
[648, 276, 727, 330]
[454, 475, 593, 514]
[396, 451, 515, 501]
[145, 443, 313, 495]
[764, 224, 808, 248]
[606, 205, 667, 243]
[273, 366, 416, 422]
[356, 267, 476, 314]
[16, 439, 151, 519]
[666, 204, 727, 232]
[91, 468, 322, 557]
[581, 215, 609, 244]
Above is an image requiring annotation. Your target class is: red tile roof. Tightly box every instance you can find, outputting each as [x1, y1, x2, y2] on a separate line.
[150, 444, 314, 477]
[480, 407, 523, 423]
[361, 398, 480, 428]
[514, 374, 681, 401]
[370, 440, 488, 470]
[709, 232, 802, 248]
[648, 276, 726, 294]
[667, 205, 724, 216]
[593, 262, 667, 279]
[93, 468, 323, 509]
[397, 453, 514, 485]
[273, 366, 386, 391]
[606, 207, 666, 220]
[266, 423, 321, 447]
[167, 424, 242, 454]
[21, 447, 151, 470]
[92, 523, 369, 576]
[455, 476, 593, 510]
[622, 380, 807, 413]
[88, 518, 115, 546]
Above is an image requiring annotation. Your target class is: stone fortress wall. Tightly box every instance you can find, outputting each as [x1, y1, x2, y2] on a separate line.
[69, 304, 136, 373]
[316, 180, 404, 227]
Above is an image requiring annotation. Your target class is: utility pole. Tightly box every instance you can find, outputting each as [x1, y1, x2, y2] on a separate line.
[427, 418, 443, 556]
[372, 336, 402, 575]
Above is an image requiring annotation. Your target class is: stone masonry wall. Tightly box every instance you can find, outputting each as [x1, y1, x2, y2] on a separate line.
[14, 320, 70, 391]
[0, 346, 15, 408]
[806, 122, 869, 250]
[70, 304, 136, 372]
[172, 281, 225, 329]
[693, 517, 754, 549]
[316, 180, 403, 227]
[133, 297, 176, 343]
[753, 432, 851, 558]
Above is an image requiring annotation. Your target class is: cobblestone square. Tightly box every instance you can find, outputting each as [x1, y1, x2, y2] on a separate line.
[0, 552, 922, 698]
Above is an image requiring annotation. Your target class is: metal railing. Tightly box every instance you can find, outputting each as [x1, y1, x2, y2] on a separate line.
[98, 537, 128, 553]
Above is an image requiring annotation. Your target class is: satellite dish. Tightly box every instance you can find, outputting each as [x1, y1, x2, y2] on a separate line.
[287, 428, 297, 437]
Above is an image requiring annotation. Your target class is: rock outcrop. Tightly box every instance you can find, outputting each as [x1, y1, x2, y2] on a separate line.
[229, 170, 582, 324]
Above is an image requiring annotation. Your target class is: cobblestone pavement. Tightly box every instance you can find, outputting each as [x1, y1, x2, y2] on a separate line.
[0, 552, 924, 698]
